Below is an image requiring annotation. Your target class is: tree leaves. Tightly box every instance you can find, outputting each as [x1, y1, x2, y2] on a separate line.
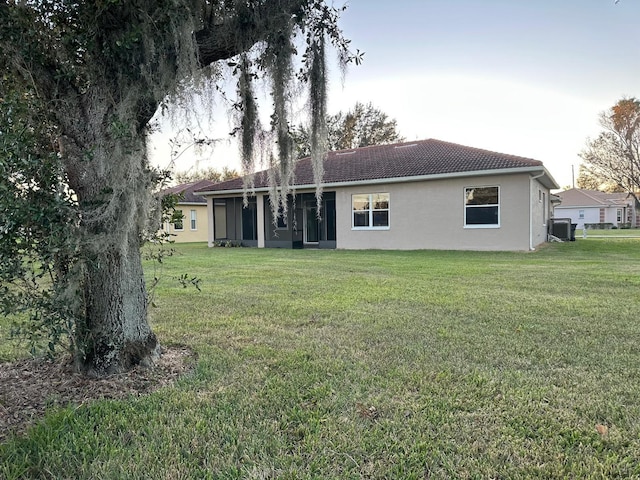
[292, 102, 405, 158]
[580, 97, 640, 219]
[0, 76, 80, 358]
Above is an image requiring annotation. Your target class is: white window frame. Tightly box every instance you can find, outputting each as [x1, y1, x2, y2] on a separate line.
[173, 209, 184, 231]
[190, 209, 197, 230]
[579, 210, 585, 220]
[464, 186, 500, 229]
[352, 193, 390, 230]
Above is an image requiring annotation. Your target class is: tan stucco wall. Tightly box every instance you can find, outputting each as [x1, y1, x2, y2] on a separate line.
[164, 203, 209, 243]
[529, 178, 550, 249]
[335, 173, 540, 251]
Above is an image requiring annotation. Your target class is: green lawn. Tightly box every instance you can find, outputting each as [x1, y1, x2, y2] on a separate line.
[2, 239, 640, 479]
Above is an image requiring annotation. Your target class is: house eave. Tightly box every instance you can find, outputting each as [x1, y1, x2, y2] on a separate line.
[195, 166, 558, 197]
[555, 203, 629, 209]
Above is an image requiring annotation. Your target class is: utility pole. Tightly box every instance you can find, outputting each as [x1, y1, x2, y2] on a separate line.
[571, 165, 575, 189]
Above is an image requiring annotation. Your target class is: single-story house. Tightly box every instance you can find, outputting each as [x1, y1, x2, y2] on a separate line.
[160, 179, 214, 242]
[194, 139, 559, 251]
[554, 188, 638, 229]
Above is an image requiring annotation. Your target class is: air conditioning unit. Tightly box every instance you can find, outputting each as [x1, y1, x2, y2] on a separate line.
[549, 218, 575, 241]
[552, 221, 570, 240]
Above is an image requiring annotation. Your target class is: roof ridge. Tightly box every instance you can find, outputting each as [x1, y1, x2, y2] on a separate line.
[323, 138, 435, 157]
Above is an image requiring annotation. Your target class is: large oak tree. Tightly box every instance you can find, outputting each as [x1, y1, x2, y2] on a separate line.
[0, 0, 355, 375]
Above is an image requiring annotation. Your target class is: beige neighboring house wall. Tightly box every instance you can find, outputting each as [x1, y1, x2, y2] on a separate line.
[334, 173, 550, 251]
[163, 203, 209, 243]
[160, 179, 214, 243]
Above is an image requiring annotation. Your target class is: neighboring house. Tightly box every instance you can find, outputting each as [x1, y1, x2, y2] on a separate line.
[160, 179, 214, 242]
[555, 188, 637, 229]
[195, 139, 559, 251]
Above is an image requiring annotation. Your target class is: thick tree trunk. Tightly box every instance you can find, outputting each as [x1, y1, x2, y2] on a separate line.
[61, 101, 159, 376]
[73, 170, 159, 376]
[78, 229, 158, 376]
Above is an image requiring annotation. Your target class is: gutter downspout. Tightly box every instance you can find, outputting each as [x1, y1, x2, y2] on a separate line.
[529, 172, 546, 251]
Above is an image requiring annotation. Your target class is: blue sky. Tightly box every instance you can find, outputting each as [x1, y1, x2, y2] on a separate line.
[327, 0, 640, 188]
[150, 1, 640, 189]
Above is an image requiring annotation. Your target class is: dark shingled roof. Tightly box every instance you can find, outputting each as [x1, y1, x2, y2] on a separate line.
[161, 179, 215, 203]
[195, 138, 545, 193]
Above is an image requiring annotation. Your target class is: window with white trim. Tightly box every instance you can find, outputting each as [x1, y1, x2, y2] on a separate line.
[190, 209, 197, 230]
[173, 209, 184, 231]
[352, 193, 389, 229]
[464, 186, 499, 227]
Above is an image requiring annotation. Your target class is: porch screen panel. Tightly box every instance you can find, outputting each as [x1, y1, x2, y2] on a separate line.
[242, 200, 257, 240]
[214, 201, 227, 239]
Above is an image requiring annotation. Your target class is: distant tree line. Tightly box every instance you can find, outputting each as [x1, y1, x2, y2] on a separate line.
[173, 166, 239, 185]
[292, 102, 404, 158]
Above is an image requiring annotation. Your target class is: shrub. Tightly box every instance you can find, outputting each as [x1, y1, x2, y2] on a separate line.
[584, 222, 614, 230]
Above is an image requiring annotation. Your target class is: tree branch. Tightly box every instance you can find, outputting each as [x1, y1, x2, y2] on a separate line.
[194, 0, 305, 67]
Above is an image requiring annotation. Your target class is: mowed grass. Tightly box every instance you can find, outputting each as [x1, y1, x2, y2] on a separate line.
[2, 239, 640, 479]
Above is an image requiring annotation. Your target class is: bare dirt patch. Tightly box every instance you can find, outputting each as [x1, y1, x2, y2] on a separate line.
[0, 345, 196, 443]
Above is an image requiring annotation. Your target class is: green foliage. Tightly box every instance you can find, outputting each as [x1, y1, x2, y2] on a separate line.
[211, 240, 243, 247]
[176, 273, 201, 291]
[173, 166, 239, 185]
[584, 223, 615, 230]
[0, 75, 80, 357]
[293, 102, 405, 158]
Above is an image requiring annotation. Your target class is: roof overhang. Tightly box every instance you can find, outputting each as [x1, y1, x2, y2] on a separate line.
[195, 166, 559, 197]
[555, 203, 631, 209]
[550, 194, 562, 204]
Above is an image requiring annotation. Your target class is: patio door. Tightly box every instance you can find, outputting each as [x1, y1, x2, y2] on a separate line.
[304, 201, 319, 244]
